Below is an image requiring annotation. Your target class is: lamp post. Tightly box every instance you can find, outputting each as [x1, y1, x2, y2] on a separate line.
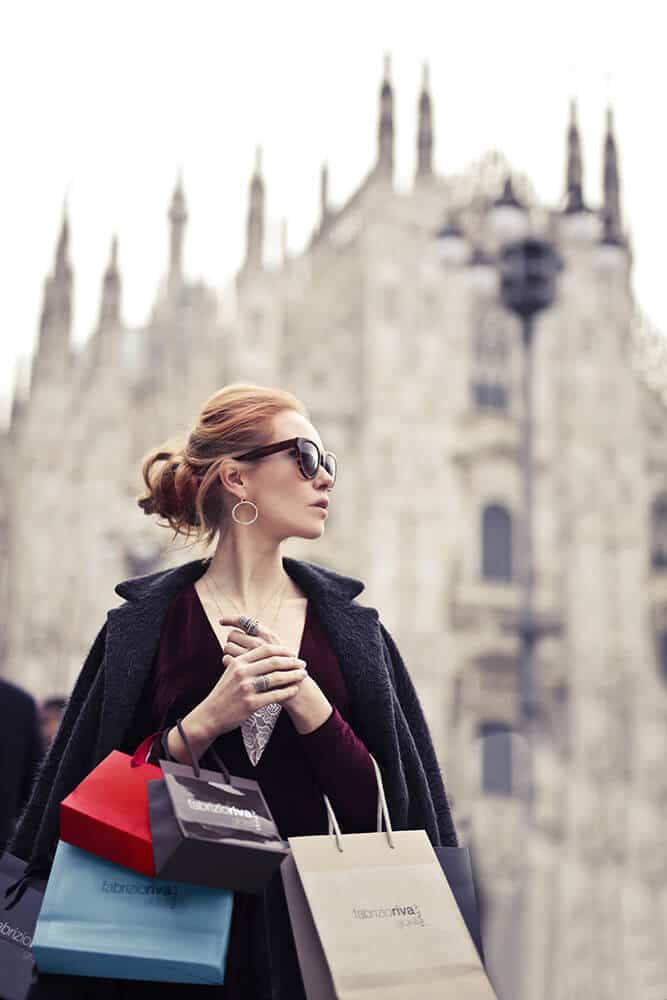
[497, 237, 563, 1000]
[497, 237, 563, 814]
[432, 221, 563, 998]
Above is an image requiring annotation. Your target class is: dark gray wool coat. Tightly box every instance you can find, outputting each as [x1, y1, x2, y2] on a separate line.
[9, 554, 459, 998]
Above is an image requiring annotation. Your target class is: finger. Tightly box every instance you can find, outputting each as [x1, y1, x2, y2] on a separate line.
[222, 651, 307, 674]
[218, 616, 277, 643]
[251, 684, 303, 708]
[225, 639, 289, 658]
[222, 626, 283, 651]
[223, 629, 260, 651]
[228, 641, 300, 662]
[239, 646, 305, 669]
[223, 639, 252, 656]
[249, 668, 307, 692]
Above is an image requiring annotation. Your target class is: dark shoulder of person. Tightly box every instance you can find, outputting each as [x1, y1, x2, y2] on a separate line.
[0, 677, 39, 710]
[0, 678, 44, 851]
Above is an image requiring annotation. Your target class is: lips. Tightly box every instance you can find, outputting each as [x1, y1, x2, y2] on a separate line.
[311, 501, 329, 509]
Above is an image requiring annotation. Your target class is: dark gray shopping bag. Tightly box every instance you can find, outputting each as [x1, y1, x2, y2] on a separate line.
[434, 846, 485, 965]
[147, 730, 288, 894]
[0, 851, 49, 1000]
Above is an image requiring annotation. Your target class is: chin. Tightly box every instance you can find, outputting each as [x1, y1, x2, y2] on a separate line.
[299, 522, 326, 540]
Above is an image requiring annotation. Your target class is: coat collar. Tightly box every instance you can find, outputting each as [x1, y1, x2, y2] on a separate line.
[113, 555, 367, 606]
[96, 556, 392, 773]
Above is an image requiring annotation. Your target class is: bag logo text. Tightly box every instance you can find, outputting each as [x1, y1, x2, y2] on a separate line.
[352, 903, 424, 929]
[0, 920, 32, 948]
[101, 880, 179, 907]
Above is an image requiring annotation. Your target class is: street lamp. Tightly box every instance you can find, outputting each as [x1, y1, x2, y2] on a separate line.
[497, 236, 563, 811]
[497, 235, 563, 1000]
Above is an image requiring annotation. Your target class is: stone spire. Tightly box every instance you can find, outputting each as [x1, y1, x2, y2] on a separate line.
[54, 203, 71, 283]
[168, 171, 187, 294]
[494, 175, 523, 210]
[564, 99, 587, 213]
[244, 146, 265, 270]
[601, 106, 623, 244]
[415, 62, 433, 182]
[320, 163, 330, 226]
[98, 234, 121, 330]
[35, 200, 73, 376]
[377, 53, 394, 180]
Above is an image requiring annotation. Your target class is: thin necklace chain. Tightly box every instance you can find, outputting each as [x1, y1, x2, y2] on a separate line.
[203, 572, 288, 632]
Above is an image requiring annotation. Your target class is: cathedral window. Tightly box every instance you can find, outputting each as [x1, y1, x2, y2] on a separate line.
[477, 719, 513, 795]
[481, 503, 513, 581]
[650, 494, 667, 570]
[470, 308, 511, 412]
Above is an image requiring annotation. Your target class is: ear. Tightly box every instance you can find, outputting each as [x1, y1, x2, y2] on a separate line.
[218, 458, 245, 493]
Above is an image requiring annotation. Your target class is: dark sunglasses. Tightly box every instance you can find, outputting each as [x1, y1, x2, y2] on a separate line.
[232, 437, 337, 488]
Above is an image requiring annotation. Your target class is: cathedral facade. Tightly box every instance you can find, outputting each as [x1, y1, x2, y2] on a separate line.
[2, 58, 666, 1000]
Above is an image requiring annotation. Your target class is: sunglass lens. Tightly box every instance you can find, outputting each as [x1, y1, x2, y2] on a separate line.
[298, 442, 336, 484]
[299, 442, 319, 477]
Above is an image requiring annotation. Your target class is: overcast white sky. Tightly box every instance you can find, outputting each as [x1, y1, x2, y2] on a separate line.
[0, 0, 663, 426]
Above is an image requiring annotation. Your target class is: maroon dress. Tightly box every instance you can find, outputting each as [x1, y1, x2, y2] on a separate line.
[143, 582, 379, 998]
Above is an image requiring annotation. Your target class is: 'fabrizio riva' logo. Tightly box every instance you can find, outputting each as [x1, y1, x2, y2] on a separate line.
[0, 920, 32, 948]
[352, 903, 424, 929]
[186, 798, 257, 819]
[101, 880, 179, 907]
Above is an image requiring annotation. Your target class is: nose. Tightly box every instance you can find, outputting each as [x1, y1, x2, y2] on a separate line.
[318, 464, 335, 489]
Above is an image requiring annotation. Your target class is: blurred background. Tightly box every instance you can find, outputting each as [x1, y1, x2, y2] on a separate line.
[1, 2, 666, 998]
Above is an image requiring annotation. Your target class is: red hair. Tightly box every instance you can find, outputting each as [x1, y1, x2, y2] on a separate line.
[136, 382, 308, 549]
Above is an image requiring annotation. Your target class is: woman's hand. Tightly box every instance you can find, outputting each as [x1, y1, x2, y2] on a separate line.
[194, 617, 309, 743]
[219, 616, 334, 735]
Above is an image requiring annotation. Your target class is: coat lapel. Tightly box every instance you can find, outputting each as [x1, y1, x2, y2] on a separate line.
[95, 555, 393, 773]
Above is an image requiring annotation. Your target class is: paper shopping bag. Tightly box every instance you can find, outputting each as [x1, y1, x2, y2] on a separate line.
[32, 840, 233, 984]
[0, 851, 49, 1000]
[59, 744, 162, 876]
[147, 729, 288, 893]
[281, 756, 497, 1000]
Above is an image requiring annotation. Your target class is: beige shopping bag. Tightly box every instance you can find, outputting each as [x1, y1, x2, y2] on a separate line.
[281, 756, 497, 1000]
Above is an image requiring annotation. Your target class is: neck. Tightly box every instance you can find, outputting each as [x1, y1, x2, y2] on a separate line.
[202, 529, 290, 613]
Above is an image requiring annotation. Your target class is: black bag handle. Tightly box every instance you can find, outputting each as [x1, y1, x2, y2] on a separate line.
[163, 718, 232, 785]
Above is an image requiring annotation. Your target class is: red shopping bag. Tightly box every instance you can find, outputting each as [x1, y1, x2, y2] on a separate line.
[59, 734, 162, 877]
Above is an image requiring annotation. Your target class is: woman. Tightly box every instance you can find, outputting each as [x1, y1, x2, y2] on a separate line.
[10, 382, 459, 999]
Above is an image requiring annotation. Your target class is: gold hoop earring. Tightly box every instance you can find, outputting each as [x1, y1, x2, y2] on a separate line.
[232, 499, 258, 525]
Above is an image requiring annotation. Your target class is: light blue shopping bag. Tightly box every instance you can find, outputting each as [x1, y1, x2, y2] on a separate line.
[32, 840, 234, 983]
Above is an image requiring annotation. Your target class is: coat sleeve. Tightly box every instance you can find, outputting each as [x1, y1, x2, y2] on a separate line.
[379, 621, 459, 848]
[7, 620, 109, 865]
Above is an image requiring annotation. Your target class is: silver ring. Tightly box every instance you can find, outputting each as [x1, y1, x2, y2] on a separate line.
[254, 674, 271, 694]
[239, 615, 260, 635]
